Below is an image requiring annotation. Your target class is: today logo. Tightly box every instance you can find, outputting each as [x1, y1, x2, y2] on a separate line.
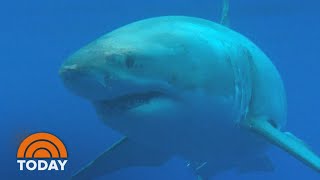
[17, 132, 68, 171]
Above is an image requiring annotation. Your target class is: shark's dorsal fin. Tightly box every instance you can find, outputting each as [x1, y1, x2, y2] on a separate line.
[220, 0, 230, 26]
[246, 116, 320, 172]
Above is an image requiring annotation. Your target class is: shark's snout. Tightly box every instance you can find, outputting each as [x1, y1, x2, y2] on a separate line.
[59, 32, 179, 110]
[59, 63, 109, 100]
[59, 64, 81, 81]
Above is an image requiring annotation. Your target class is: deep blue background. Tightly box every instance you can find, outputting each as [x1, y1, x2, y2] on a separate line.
[1, 0, 319, 179]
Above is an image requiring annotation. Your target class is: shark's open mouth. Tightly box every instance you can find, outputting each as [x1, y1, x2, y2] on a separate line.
[95, 91, 165, 111]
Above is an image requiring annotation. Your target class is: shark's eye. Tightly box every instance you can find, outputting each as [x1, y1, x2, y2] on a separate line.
[125, 56, 135, 68]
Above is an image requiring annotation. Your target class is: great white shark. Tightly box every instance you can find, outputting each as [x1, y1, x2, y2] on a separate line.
[59, 2, 320, 179]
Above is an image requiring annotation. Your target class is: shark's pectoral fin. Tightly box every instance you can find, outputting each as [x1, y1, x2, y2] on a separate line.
[246, 116, 320, 172]
[72, 137, 171, 179]
[237, 155, 274, 173]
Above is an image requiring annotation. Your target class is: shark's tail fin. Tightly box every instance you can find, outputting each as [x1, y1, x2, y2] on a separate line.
[220, 0, 230, 26]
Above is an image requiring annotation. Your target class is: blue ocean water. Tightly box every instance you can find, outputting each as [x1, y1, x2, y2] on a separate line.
[1, 0, 320, 179]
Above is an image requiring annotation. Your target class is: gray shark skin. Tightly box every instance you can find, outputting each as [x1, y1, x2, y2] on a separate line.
[59, 16, 320, 179]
